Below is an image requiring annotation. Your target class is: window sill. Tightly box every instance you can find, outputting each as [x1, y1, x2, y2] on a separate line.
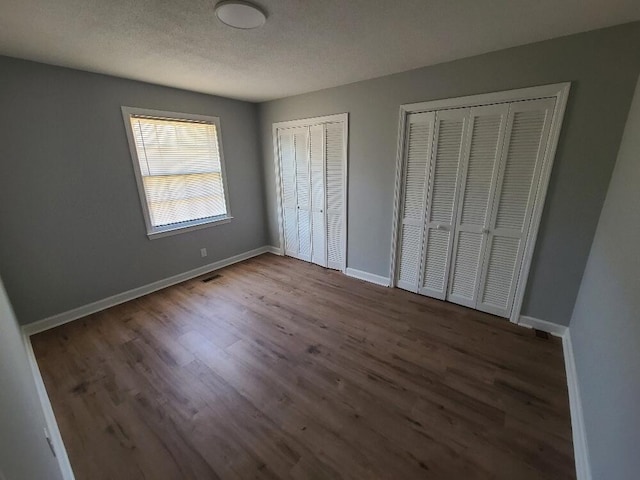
[147, 215, 233, 240]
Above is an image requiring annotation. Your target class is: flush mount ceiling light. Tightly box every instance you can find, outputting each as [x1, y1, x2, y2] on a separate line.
[215, 1, 267, 29]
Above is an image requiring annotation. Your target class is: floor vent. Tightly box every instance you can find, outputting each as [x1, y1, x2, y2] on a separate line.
[534, 329, 550, 339]
[202, 274, 222, 283]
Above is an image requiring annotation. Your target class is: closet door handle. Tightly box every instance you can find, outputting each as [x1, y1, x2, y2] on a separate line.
[482, 228, 489, 234]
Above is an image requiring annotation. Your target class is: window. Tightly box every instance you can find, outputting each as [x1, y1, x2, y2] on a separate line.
[122, 107, 232, 238]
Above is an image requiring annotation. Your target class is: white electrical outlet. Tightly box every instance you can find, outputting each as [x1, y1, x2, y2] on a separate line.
[200, 248, 207, 257]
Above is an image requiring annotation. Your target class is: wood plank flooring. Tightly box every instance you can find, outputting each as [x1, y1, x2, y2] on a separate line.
[32, 253, 575, 479]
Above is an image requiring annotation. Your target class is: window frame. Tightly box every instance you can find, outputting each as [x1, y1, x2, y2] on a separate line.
[121, 106, 233, 239]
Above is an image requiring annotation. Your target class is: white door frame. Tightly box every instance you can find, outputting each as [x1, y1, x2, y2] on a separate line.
[389, 83, 570, 324]
[272, 113, 349, 273]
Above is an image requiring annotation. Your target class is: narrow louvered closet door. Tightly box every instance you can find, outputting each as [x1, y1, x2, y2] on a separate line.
[278, 128, 300, 257]
[294, 128, 312, 262]
[417, 109, 469, 299]
[325, 121, 346, 271]
[276, 115, 347, 271]
[447, 104, 509, 308]
[309, 124, 327, 267]
[476, 98, 555, 317]
[396, 112, 435, 292]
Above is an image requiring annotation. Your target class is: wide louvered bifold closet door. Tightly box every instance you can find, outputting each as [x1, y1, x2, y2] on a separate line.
[325, 121, 346, 271]
[279, 128, 300, 257]
[417, 109, 469, 299]
[447, 104, 508, 308]
[396, 112, 435, 291]
[476, 98, 555, 317]
[309, 124, 327, 267]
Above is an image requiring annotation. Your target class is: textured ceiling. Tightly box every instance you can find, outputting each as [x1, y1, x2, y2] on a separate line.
[0, 0, 639, 102]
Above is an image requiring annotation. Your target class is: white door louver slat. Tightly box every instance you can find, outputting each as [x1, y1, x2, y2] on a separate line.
[276, 116, 346, 272]
[429, 127, 462, 224]
[403, 123, 431, 219]
[449, 231, 483, 301]
[294, 129, 312, 262]
[325, 121, 346, 270]
[422, 229, 451, 293]
[279, 129, 300, 257]
[476, 98, 555, 317]
[396, 112, 435, 292]
[447, 104, 508, 308]
[310, 124, 327, 267]
[397, 224, 424, 288]
[427, 114, 467, 225]
[459, 114, 505, 226]
[418, 109, 468, 299]
[479, 236, 520, 310]
[494, 110, 547, 230]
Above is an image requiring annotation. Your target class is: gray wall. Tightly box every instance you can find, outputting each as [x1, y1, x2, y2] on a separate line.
[259, 22, 640, 326]
[569, 75, 640, 480]
[0, 56, 267, 325]
[0, 275, 63, 480]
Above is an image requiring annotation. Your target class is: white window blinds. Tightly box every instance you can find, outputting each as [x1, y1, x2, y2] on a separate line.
[127, 114, 229, 230]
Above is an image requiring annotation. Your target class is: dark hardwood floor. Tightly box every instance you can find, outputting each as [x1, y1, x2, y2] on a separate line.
[32, 253, 575, 479]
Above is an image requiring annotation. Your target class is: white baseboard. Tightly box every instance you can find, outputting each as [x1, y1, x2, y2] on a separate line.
[265, 245, 284, 255]
[345, 268, 390, 287]
[518, 315, 590, 479]
[562, 330, 592, 480]
[518, 315, 568, 337]
[22, 246, 272, 337]
[22, 332, 75, 480]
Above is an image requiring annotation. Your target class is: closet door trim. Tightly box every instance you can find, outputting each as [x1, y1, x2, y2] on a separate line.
[273, 113, 348, 273]
[390, 83, 570, 324]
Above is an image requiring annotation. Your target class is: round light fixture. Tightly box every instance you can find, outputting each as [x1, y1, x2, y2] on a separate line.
[215, 1, 267, 29]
